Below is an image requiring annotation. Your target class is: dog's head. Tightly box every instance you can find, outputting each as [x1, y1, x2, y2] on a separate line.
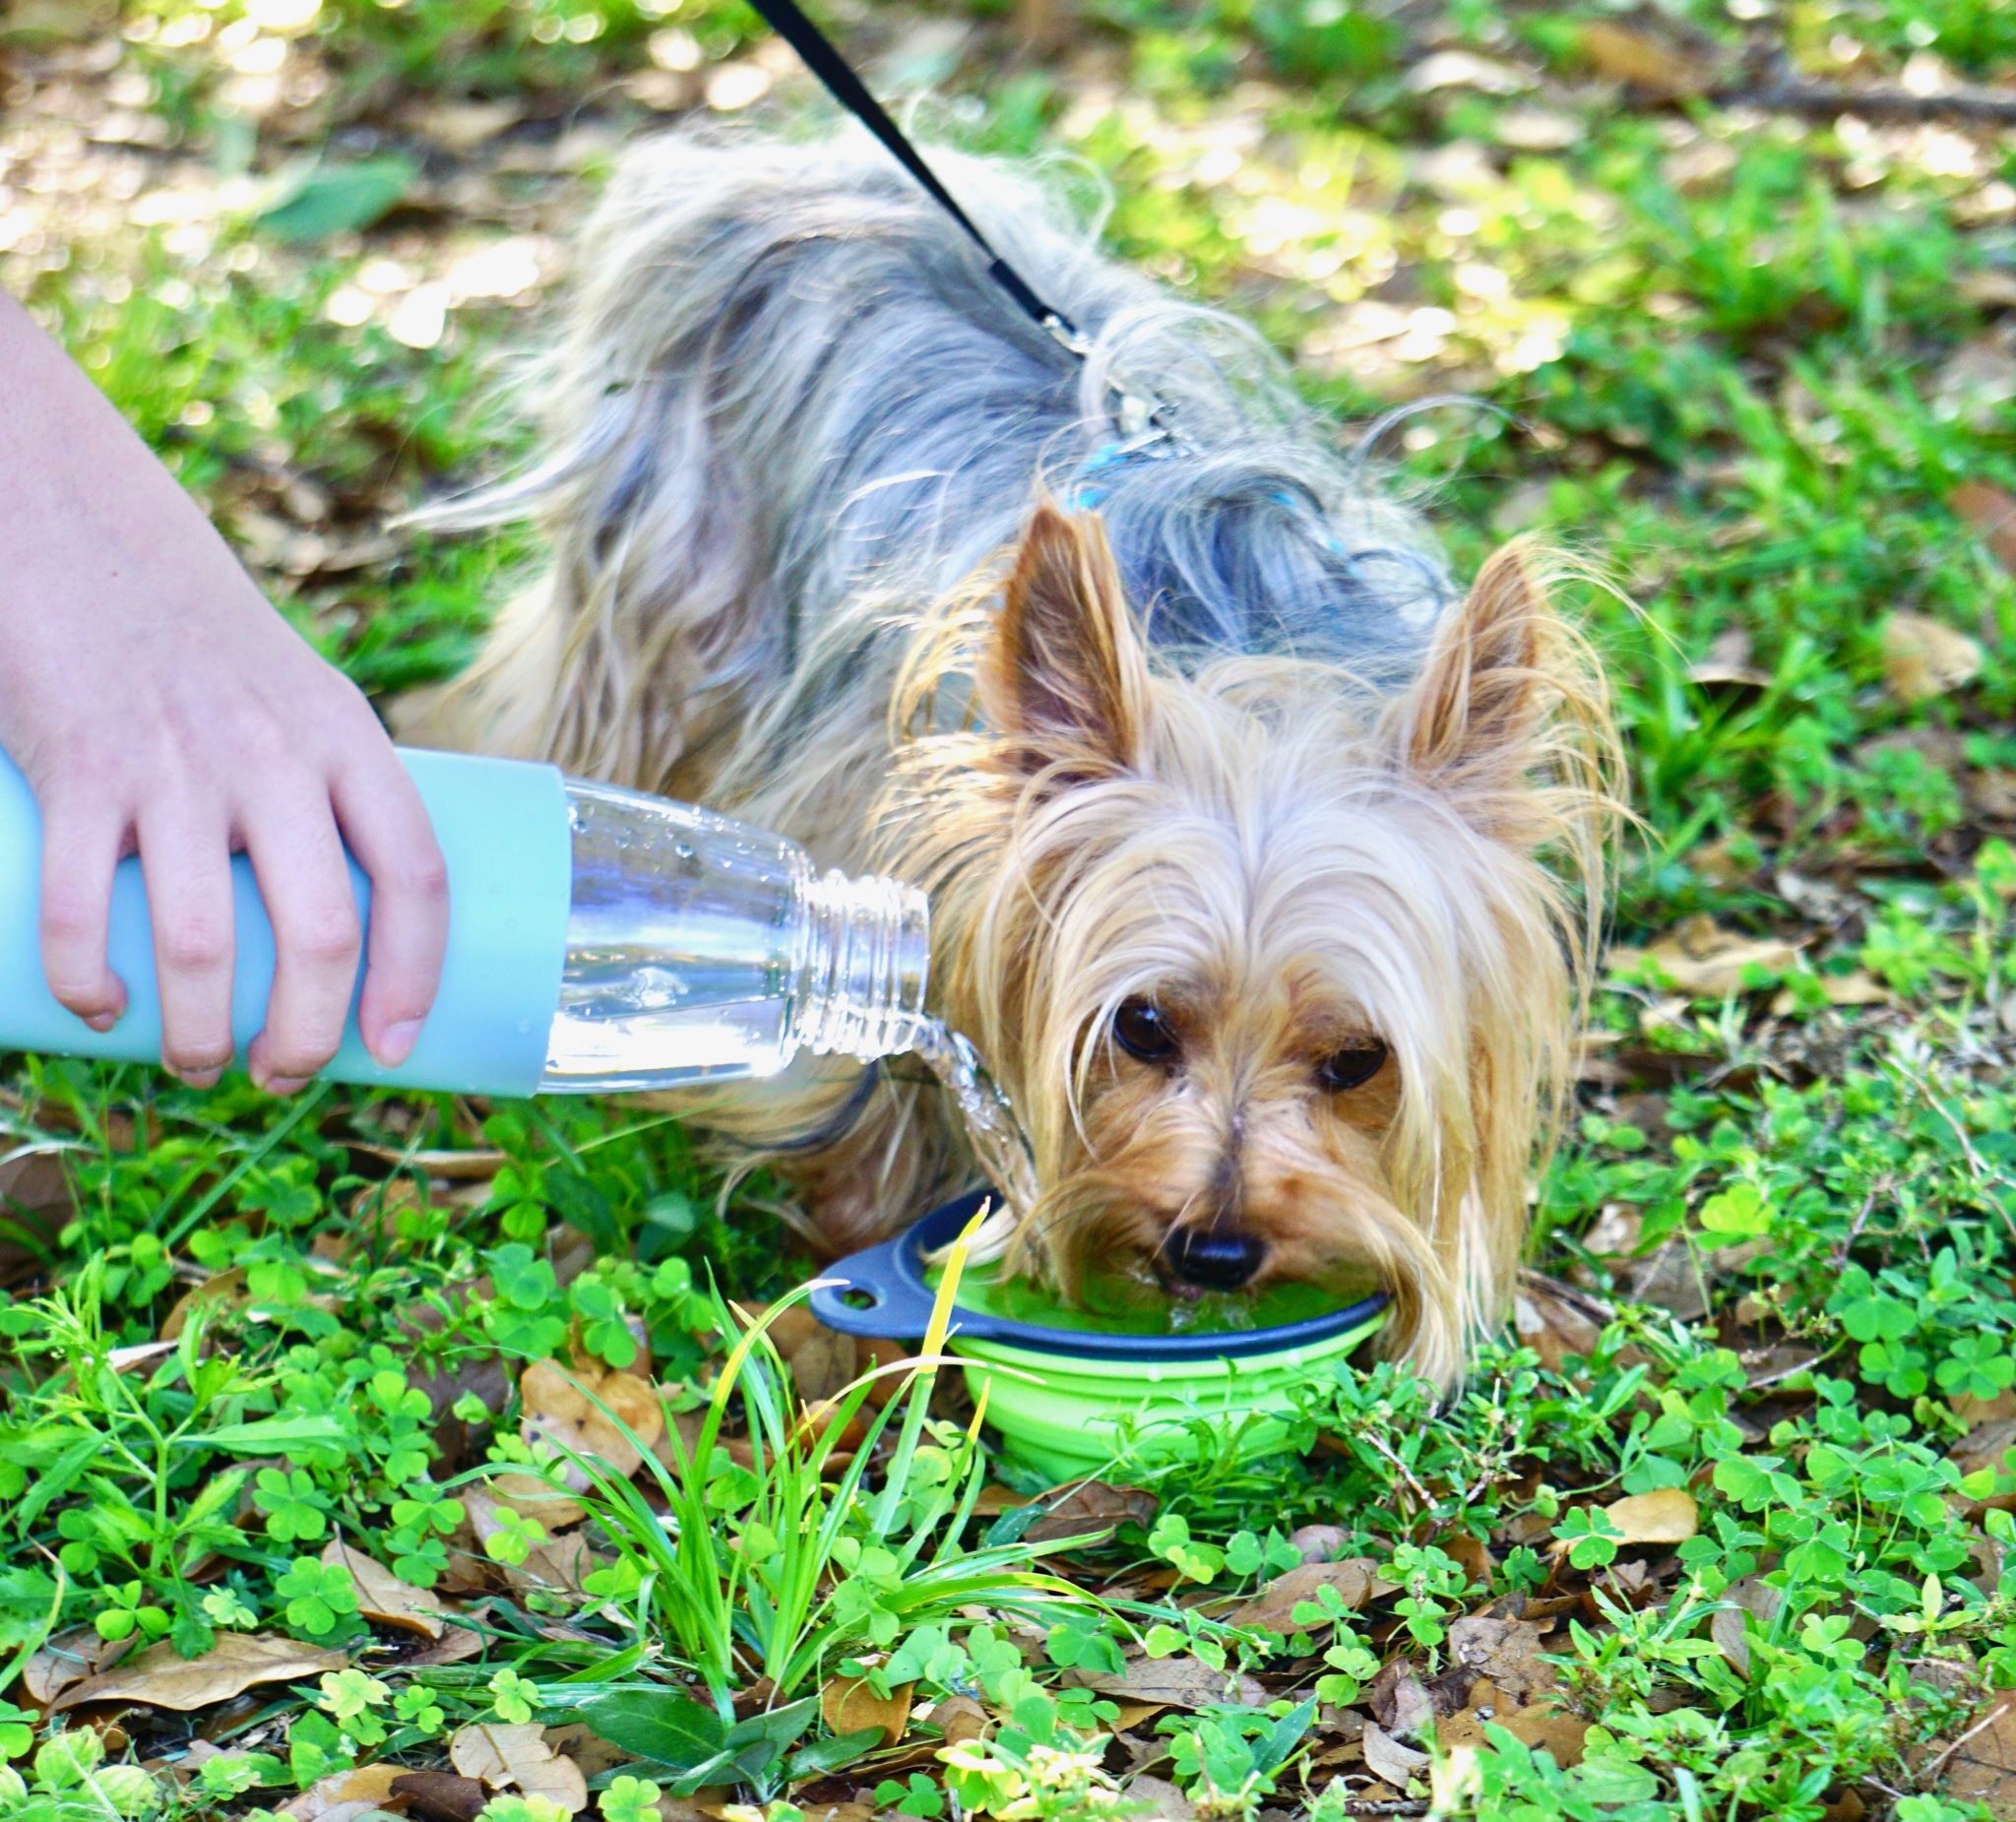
[895, 503, 1617, 1385]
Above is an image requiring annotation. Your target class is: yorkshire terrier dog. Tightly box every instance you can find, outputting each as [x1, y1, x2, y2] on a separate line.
[410, 126, 1618, 1385]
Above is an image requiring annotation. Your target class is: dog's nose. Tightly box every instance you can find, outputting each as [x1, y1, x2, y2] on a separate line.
[1165, 1227, 1266, 1292]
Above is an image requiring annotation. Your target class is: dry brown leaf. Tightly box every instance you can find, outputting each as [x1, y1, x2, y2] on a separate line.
[929, 1692, 989, 1747]
[505, 1529, 599, 1598]
[1389, 1673, 1436, 1741]
[1883, 611, 1984, 704]
[403, 1625, 487, 1668]
[321, 1538, 444, 1638]
[1126, 1774, 1198, 1821]
[1954, 1417, 2016, 1481]
[1445, 1617, 1558, 1705]
[24, 1626, 136, 1706]
[515, 1358, 663, 1494]
[1025, 1480, 1159, 1547]
[760, 1302, 862, 1406]
[1494, 1700, 1589, 1766]
[541, 1724, 631, 1782]
[53, 1632, 346, 1713]
[1711, 1576, 1785, 1680]
[1603, 1488, 1698, 1545]
[821, 1669, 914, 1746]
[448, 1723, 588, 1812]
[1616, 913, 1803, 998]
[1229, 1558, 1388, 1632]
[1687, 627, 1771, 689]
[1074, 1654, 1267, 1709]
[1361, 1720, 1430, 1789]
[1438, 1531, 1493, 1588]
[1712, 1604, 1752, 1679]
[283, 1763, 407, 1819]
[1580, 22, 1710, 95]
[1953, 480, 2016, 574]
[160, 1266, 251, 1342]
[468, 1481, 586, 1544]
[388, 1769, 487, 1822]
[1942, 1693, 2016, 1810]
[1939, 339, 2016, 429]
[1770, 971, 1891, 1018]
[1973, 770, 2016, 821]
[1287, 1523, 1349, 1564]
[1436, 1680, 1505, 1752]
[1513, 1273, 1614, 1372]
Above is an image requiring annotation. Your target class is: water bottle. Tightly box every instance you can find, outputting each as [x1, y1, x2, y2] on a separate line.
[0, 748, 929, 1099]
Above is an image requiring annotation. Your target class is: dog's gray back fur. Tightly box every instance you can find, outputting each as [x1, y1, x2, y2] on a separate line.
[423, 123, 1451, 801]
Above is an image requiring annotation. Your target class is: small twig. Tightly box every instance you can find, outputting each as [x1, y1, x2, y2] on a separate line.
[1711, 82, 2016, 128]
[1339, 1802, 1430, 1818]
[1918, 1697, 2010, 1786]
[1828, 1179, 1888, 1274]
[1356, 1428, 1439, 1519]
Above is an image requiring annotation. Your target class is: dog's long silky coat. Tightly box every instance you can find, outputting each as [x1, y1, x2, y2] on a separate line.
[409, 126, 1620, 1384]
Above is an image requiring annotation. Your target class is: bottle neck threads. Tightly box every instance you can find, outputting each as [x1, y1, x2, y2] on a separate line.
[793, 867, 930, 1060]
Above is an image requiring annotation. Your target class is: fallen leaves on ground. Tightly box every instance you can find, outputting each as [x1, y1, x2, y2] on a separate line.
[822, 1666, 914, 1746]
[448, 1722, 589, 1812]
[1511, 1273, 1613, 1372]
[1230, 1558, 1390, 1631]
[1952, 479, 2016, 577]
[1882, 610, 1984, 704]
[322, 1537, 446, 1637]
[1073, 1653, 1268, 1708]
[1579, 22, 1712, 96]
[1939, 1693, 2016, 1812]
[24, 1626, 137, 1706]
[1124, 1773, 1196, 1820]
[1711, 1576, 1786, 1679]
[1687, 626, 1771, 689]
[926, 1693, 989, 1747]
[284, 1762, 409, 1819]
[511, 1357, 663, 1495]
[1023, 1479, 1159, 1547]
[1771, 970, 1891, 1017]
[1610, 913, 1803, 998]
[1604, 1488, 1699, 1546]
[1360, 1718, 1430, 1787]
[388, 1769, 488, 1822]
[51, 1632, 347, 1712]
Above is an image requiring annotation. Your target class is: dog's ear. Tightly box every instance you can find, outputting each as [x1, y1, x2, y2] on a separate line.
[1399, 539, 1549, 790]
[978, 501, 1148, 774]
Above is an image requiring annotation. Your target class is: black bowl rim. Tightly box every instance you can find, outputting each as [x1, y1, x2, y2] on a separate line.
[808, 1188, 1390, 1362]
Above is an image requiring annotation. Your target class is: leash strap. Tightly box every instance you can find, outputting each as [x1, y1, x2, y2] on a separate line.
[742, 0, 1088, 354]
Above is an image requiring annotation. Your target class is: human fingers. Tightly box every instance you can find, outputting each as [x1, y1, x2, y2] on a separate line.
[137, 806, 237, 1088]
[36, 793, 129, 1031]
[333, 750, 449, 1070]
[243, 792, 364, 1095]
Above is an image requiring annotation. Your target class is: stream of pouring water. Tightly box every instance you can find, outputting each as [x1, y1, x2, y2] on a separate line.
[908, 1016, 1040, 1257]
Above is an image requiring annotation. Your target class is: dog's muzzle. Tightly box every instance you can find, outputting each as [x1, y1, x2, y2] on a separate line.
[1164, 1227, 1267, 1292]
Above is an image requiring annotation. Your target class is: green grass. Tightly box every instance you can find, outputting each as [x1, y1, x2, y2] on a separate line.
[4, 0, 2016, 1816]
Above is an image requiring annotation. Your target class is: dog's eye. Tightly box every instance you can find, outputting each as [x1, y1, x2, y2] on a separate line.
[1316, 1040, 1388, 1092]
[1112, 998, 1179, 1065]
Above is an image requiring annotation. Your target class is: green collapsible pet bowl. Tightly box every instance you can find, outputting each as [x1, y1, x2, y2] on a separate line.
[809, 1190, 1388, 1483]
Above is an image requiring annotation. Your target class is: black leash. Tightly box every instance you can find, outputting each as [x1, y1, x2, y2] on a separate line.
[742, 0, 1089, 357]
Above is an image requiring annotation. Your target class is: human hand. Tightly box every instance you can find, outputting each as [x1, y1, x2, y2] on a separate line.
[0, 293, 448, 1092]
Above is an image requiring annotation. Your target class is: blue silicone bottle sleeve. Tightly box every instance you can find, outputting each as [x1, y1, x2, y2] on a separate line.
[0, 746, 573, 1099]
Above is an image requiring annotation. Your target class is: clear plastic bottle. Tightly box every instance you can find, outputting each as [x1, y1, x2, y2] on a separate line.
[0, 748, 929, 1099]
[538, 779, 930, 1094]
